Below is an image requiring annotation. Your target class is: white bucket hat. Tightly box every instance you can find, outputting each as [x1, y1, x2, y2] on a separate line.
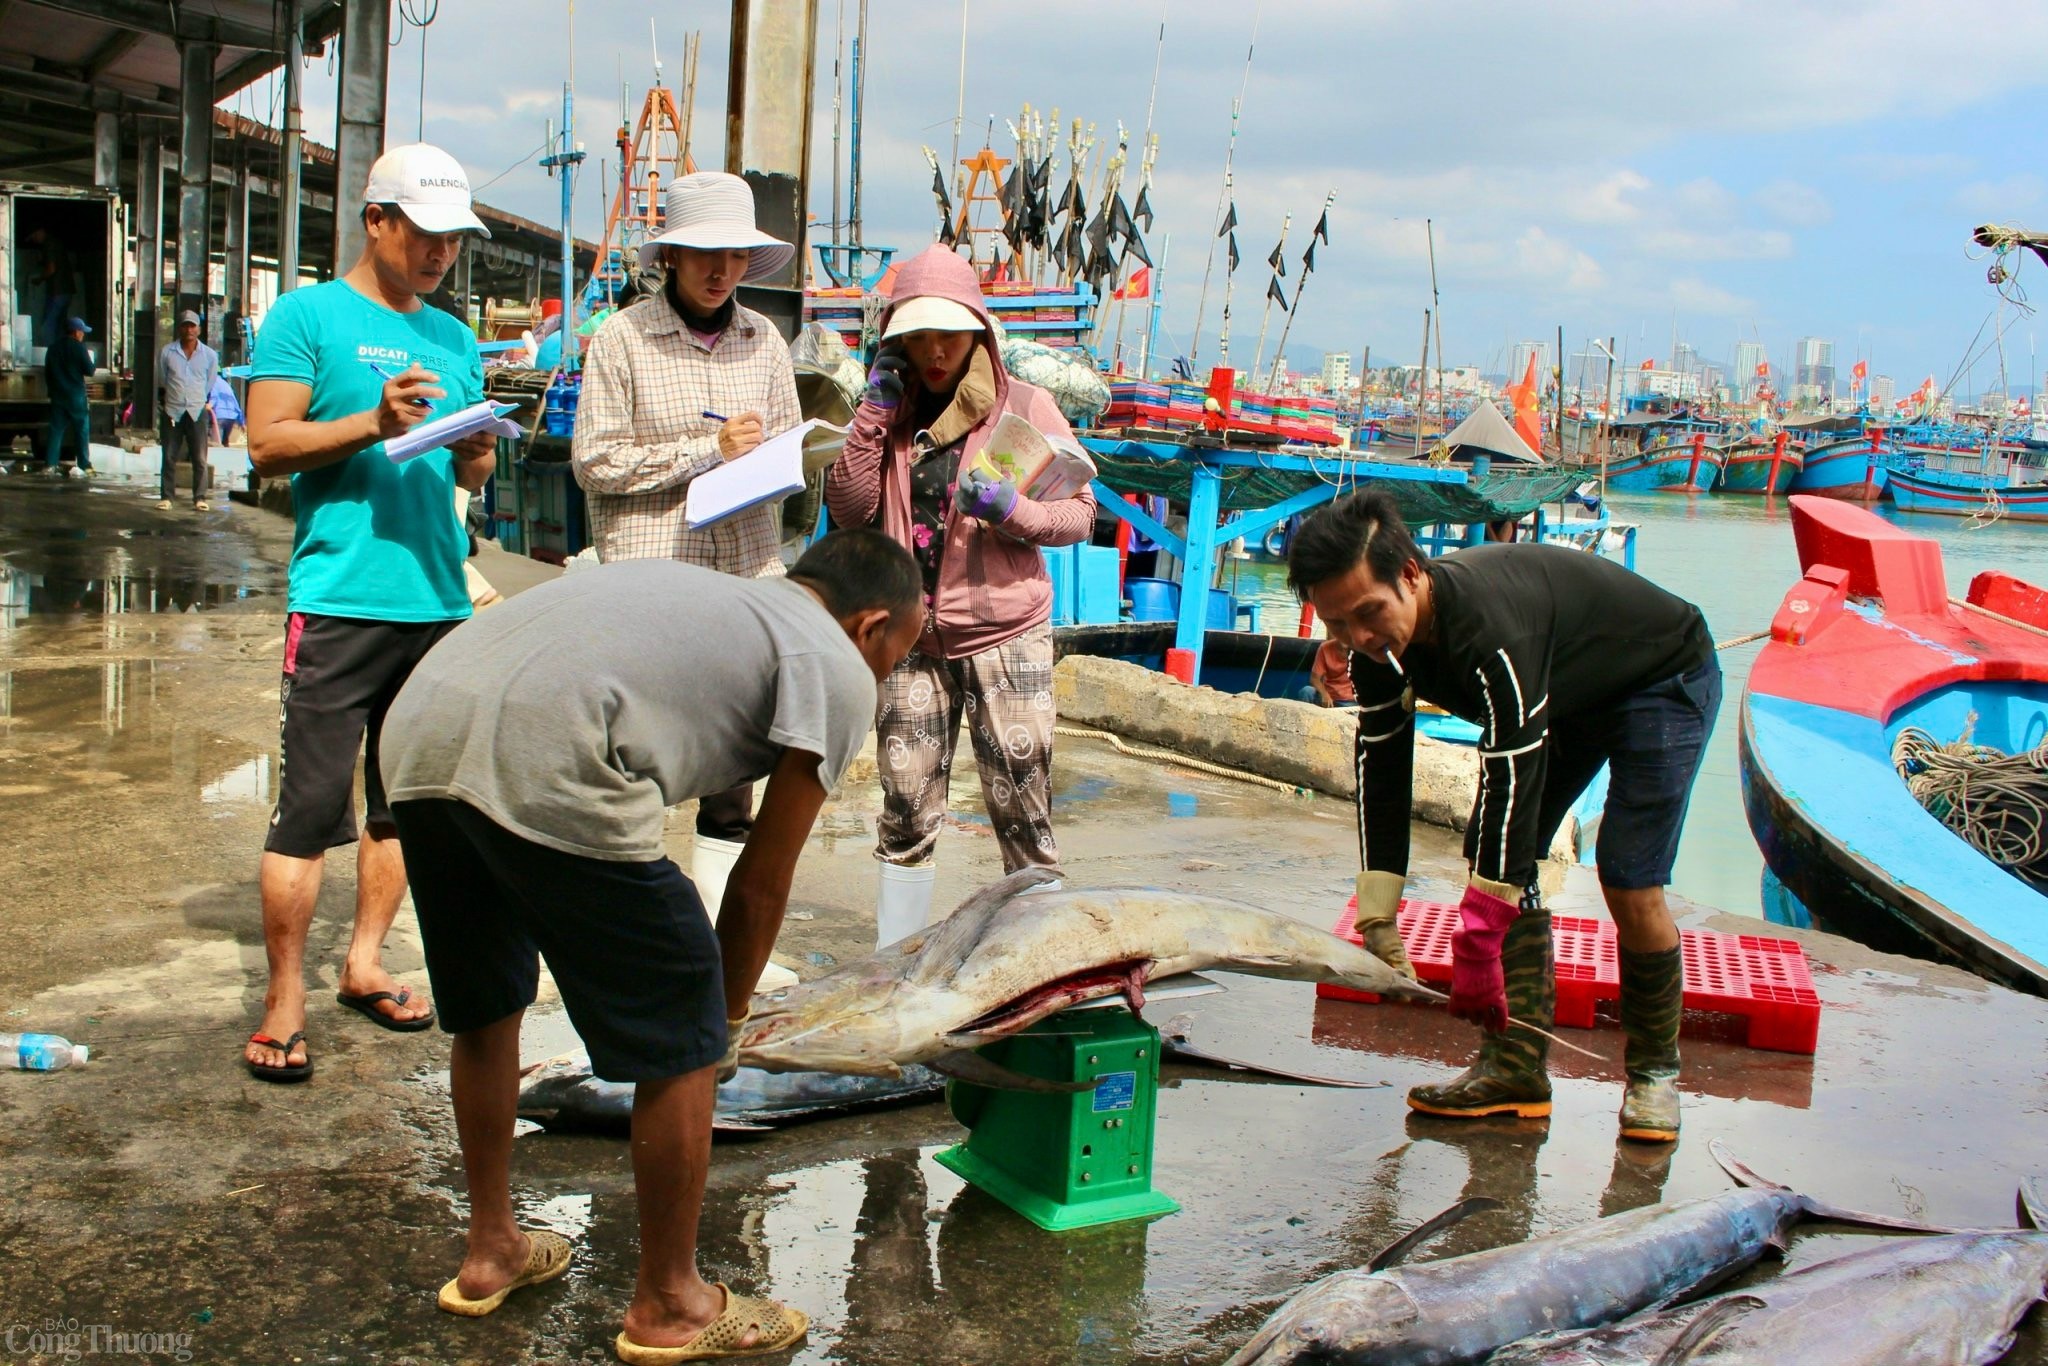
[363, 143, 490, 237]
[637, 171, 795, 279]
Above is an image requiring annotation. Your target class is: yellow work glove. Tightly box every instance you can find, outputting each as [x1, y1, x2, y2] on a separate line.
[717, 1015, 747, 1084]
[1353, 870, 1417, 980]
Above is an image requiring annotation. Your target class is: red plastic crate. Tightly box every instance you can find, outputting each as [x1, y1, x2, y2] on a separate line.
[1320, 896, 1820, 1054]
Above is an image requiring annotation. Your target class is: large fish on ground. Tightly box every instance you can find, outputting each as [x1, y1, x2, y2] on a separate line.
[1489, 1181, 2048, 1366]
[738, 867, 1441, 1084]
[516, 1053, 947, 1136]
[1223, 1140, 1959, 1366]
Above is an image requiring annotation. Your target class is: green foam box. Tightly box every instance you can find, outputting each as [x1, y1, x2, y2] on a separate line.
[935, 1007, 1178, 1232]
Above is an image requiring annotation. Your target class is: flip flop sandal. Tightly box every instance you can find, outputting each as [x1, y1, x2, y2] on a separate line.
[246, 1031, 313, 1083]
[336, 987, 436, 1032]
[614, 1285, 810, 1362]
[437, 1229, 573, 1317]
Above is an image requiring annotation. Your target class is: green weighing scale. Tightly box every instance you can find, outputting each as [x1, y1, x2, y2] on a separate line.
[934, 973, 1222, 1232]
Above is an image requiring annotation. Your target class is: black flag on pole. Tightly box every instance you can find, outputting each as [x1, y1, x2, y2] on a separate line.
[1122, 230, 1154, 269]
[1313, 209, 1330, 245]
[1227, 233, 1240, 273]
[1301, 240, 1316, 274]
[1267, 240, 1287, 277]
[1133, 185, 1154, 231]
[1218, 202, 1238, 237]
[1108, 193, 1136, 246]
[1266, 276, 1289, 309]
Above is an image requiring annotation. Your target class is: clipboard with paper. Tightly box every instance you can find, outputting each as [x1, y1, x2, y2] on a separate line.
[684, 418, 849, 530]
[965, 411, 1098, 501]
[382, 400, 528, 464]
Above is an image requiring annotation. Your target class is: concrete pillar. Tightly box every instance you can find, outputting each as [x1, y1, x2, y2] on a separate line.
[223, 151, 249, 363]
[278, 0, 304, 292]
[724, 0, 818, 341]
[174, 40, 217, 335]
[134, 134, 163, 418]
[93, 112, 119, 190]
[332, 0, 389, 276]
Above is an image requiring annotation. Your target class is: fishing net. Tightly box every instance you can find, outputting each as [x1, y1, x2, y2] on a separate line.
[1001, 335, 1112, 428]
[1892, 720, 2048, 892]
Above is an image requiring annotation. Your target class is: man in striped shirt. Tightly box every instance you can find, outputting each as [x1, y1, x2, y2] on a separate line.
[1288, 489, 1718, 1144]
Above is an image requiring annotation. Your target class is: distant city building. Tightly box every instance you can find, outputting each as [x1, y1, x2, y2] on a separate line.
[1795, 336, 1835, 401]
[1699, 363, 1725, 396]
[1733, 341, 1767, 399]
[1871, 375, 1895, 409]
[1320, 351, 1352, 394]
[1635, 367, 1703, 401]
[1508, 340, 1548, 383]
[1673, 342, 1699, 376]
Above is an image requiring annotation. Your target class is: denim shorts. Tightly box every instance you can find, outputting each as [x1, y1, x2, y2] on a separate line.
[1530, 658, 1722, 891]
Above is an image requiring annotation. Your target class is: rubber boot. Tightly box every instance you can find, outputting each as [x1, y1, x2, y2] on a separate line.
[876, 861, 937, 950]
[1407, 901, 1554, 1119]
[692, 835, 797, 993]
[1617, 944, 1683, 1143]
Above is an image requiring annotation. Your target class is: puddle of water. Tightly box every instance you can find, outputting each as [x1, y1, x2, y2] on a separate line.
[0, 564, 268, 622]
[199, 753, 273, 806]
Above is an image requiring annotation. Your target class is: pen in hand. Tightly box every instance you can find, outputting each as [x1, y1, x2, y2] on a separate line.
[368, 360, 437, 410]
[701, 410, 728, 422]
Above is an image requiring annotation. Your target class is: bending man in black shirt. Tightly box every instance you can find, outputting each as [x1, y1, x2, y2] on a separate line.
[1288, 489, 1720, 1142]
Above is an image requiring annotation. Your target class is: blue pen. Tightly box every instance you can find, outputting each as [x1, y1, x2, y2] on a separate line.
[701, 409, 728, 422]
[367, 359, 435, 409]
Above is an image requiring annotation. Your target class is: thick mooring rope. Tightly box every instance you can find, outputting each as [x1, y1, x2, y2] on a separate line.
[1892, 721, 2048, 891]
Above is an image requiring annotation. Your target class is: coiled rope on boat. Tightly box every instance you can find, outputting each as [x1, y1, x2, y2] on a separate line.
[1892, 721, 2048, 892]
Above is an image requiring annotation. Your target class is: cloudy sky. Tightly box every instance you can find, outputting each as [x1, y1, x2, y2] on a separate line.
[227, 0, 2048, 392]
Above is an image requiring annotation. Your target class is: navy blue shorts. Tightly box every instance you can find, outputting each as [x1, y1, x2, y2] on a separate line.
[390, 798, 728, 1083]
[1494, 658, 1722, 892]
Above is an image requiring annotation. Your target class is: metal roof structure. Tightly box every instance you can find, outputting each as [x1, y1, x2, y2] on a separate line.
[0, 0, 592, 299]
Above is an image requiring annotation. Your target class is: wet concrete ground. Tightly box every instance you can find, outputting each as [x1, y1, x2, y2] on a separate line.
[1, 472, 2046, 1365]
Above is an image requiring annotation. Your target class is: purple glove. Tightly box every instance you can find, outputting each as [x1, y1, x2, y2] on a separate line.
[862, 351, 911, 409]
[954, 466, 1019, 523]
[1448, 879, 1519, 1033]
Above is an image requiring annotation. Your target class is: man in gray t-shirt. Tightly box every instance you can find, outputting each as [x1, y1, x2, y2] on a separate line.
[378, 529, 921, 1353]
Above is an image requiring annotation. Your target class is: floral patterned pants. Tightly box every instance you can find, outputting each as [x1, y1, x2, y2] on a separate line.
[873, 624, 1061, 873]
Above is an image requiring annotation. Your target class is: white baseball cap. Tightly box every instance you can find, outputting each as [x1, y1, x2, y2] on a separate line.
[881, 297, 983, 340]
[363, 143, 490, 237]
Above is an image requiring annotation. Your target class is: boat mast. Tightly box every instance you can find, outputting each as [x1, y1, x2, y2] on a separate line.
[1189, 1, 1262, 369]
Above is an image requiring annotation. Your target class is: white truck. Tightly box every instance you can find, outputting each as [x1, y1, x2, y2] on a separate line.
[0, 181, 123, 460]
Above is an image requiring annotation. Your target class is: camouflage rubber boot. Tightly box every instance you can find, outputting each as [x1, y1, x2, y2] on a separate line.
[1408, 901, 1554, 1119]
[1617, 944, 1684, 1143]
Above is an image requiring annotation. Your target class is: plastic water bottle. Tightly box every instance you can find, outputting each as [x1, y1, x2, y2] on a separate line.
[0, 1032, 89, 1071]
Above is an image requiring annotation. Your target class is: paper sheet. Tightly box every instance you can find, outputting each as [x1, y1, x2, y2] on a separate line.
[685, 418, 848, 529]
[383, 401, 526, 465]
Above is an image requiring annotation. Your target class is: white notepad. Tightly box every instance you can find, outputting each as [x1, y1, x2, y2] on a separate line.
[382, 401, 526, 465]
[684, 418, 848, 529]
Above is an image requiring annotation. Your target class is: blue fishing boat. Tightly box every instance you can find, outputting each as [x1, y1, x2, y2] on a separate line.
[1886, 467, 2048, 521]
[1738, 495, 2048, 995]
[1788, 433, 1895, 501]
[1602, 426, 1726, 492]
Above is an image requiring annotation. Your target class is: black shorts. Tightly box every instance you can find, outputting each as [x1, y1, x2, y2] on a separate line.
[265, 613, 459, 857]
[1470, 658, 1723, 893]
[390, 797, 727, 1083]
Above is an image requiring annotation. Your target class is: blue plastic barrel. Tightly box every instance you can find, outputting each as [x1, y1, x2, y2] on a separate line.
[1125, 577, 1180, 622]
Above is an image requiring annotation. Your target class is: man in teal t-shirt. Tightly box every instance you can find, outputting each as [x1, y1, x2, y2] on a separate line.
[240, 142, 499, 1084]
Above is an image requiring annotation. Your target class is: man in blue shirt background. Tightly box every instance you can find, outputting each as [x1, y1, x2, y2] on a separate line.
[41, 316, 94, 476]
[240, 142, 496, 1082]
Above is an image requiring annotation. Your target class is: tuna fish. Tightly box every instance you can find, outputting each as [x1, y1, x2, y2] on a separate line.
[1223, 1140, 1959, 1366]
[516, 1052, 947, 1135]
[1489, 1181, 2048, 1366]
[737, 867, 1442, 1084]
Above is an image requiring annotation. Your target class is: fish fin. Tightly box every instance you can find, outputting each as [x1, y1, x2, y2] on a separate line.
[1796, 1197, 1963, 1234]
[1367, 1196, 1504, 1271]
[928, 1048, 1096, 1093]
[1709, 1139, 1792, 1192]
[1160, 1035, 1387, 1089]
[2020, 1178, 2048, 1231]
[1651, 1295, 1765, 1366]
[909, 867, 1063, 985]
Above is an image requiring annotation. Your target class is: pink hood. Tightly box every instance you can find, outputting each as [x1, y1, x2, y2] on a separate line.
[825, 246, 1096, 659]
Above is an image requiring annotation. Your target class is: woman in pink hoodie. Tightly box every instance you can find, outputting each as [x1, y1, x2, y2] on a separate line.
[825, 247, 1097, 944]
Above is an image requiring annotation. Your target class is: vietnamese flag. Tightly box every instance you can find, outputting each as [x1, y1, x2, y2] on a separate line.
[1755, 361, 1770, 379]
[1640, 358, 1656, 370]
[1851, 359, 1868, 391]
[1505, 352, 1544, 452]
[1112, 265, 1151, 300]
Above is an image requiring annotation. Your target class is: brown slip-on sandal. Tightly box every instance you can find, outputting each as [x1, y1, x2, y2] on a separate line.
[437, 1230, 572, 1316]
[614, 1285, 809, 1362]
